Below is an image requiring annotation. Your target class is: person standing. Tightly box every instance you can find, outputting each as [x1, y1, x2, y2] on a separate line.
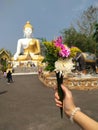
[3, 71, 7, 78]
[7, 71, 13, 83]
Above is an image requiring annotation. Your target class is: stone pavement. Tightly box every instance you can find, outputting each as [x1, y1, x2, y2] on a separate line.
[0, 74, 98, 130]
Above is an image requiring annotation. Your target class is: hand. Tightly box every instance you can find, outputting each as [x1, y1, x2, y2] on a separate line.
[54, 84, 76, 117]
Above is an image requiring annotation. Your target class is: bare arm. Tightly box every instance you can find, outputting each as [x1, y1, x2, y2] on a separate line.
[73, 110, 98, 130]
[55, 85, 98, 130]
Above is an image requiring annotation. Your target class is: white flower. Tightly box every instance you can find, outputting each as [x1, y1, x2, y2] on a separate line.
[54, 58, 74, 76]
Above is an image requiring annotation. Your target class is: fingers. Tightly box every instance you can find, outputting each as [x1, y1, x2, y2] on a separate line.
[54, 90, 59, 99]
[54, 84, 76, 115]
[55, 97, 63, 107]
[54, 90, 63, 108]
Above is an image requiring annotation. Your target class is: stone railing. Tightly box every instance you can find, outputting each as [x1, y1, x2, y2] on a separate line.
[64, 77, 98, 90]
[39, 72, 98, 90]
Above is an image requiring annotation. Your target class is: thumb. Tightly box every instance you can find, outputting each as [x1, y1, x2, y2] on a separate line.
[61, 84, 71, 97]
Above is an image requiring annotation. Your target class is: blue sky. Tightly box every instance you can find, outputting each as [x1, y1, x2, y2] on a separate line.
[0, 0, 98, 54]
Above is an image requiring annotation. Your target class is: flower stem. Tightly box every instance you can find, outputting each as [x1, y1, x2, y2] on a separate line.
[56, 72, 64, 118]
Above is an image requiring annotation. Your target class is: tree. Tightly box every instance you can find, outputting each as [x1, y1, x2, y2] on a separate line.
[62, 26, 78, 47]
[61, 5, 98, 55]
[77, 6, 98, 37]
[93, 23, 98, 42]
[93, 23, 98, 55]
[1, 58, 7, 72]
[61, 26, 89, 52]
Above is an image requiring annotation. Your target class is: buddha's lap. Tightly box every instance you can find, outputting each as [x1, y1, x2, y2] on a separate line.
[16, 54, 44, 61]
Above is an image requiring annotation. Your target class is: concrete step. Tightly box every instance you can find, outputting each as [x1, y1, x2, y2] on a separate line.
[13, 66, 38, 73]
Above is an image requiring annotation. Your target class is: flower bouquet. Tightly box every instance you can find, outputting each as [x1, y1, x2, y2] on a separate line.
[42, 36, 73, 118]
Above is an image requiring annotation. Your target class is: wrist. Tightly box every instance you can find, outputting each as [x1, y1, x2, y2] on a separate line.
[65, 106, 76, 117]
[69, 107, 81, 123]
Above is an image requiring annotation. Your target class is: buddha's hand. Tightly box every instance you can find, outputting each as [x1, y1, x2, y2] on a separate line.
[14, 53, 18, 60]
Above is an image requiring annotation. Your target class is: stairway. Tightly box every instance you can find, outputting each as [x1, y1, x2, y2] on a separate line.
[13, 66, 38, 74]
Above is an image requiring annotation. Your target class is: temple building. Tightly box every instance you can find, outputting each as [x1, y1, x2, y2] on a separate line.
[0, 49, 11, 61]
[0, 49, 11, 72]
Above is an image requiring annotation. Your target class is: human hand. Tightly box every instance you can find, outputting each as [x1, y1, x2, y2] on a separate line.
[54, 84, 76, 117]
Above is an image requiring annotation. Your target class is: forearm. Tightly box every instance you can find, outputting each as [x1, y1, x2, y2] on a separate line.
[73, 110, 98, 130]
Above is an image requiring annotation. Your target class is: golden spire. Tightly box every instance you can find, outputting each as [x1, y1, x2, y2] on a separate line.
[24, 21, 33, 29]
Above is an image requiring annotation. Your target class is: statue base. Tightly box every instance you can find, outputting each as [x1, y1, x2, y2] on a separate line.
[11, 60, 42, 74]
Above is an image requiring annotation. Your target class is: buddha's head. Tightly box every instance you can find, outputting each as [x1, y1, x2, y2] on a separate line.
[23, 21, 34, 38]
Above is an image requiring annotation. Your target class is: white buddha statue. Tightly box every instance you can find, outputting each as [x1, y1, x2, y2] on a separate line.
[14, 21, 43, 61]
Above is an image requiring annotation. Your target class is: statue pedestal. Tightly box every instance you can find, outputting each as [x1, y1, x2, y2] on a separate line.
[11, 60, 41, 74]
[11, 54, 44, 74]
[12, 60, 38, 67]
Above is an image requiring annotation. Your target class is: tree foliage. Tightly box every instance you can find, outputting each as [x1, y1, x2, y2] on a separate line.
[93, 23, 98, 42]
[77, 6, 98, 36]
[61, 5, 98, 55]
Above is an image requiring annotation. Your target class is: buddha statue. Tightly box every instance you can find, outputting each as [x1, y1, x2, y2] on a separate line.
[13, 21, 43, 61]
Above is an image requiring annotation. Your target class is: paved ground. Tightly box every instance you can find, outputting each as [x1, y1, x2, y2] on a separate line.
[0, 74, 98, 130]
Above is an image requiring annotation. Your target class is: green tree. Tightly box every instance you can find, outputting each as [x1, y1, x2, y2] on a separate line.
[93, 23, 98, 55]
[61, 5, 98, 55]
[1, 59, 7, 72]
[62, 26, 78, 47]
[93, 23, 98, 42]
[61, 26, 88, 52]
[77, 6, 98, 37]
